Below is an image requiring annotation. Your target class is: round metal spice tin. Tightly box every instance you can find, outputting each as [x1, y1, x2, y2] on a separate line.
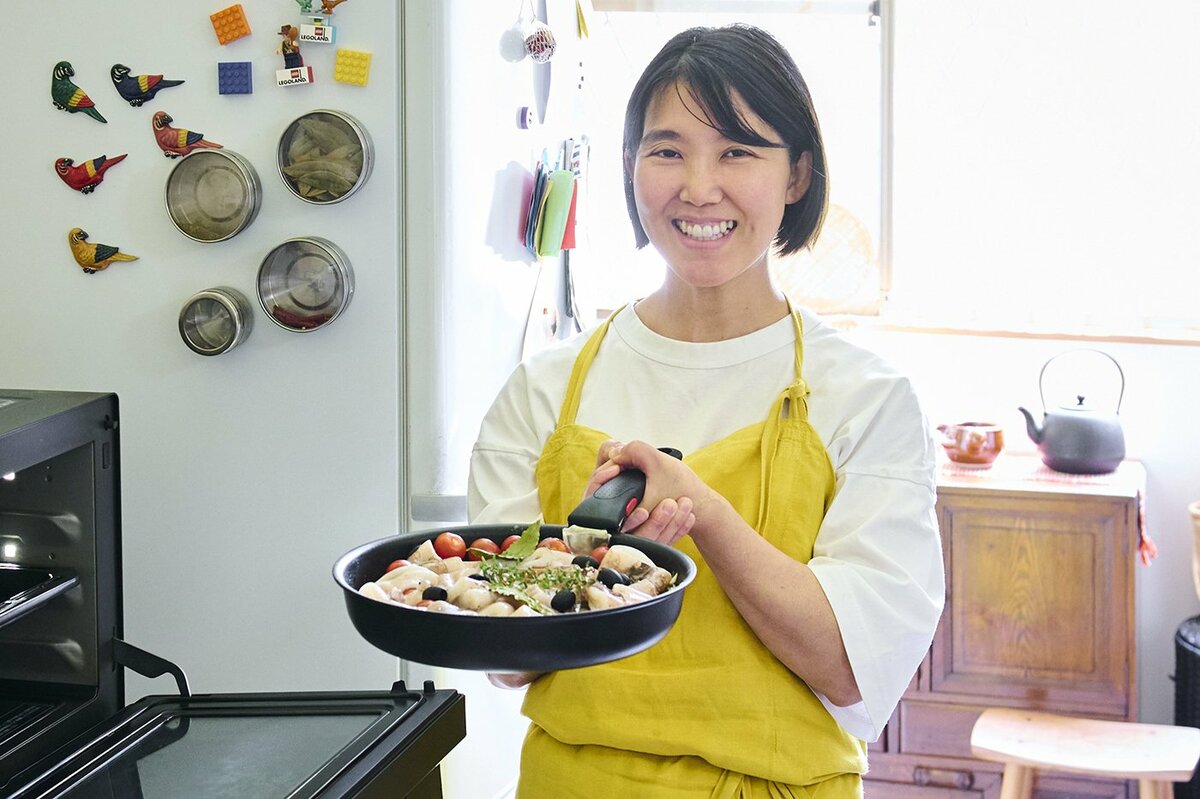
[257, 237, 354, 332]
[178, 287, 254, 356]
[276, 110, 374, 205]
[165, 149, 262, 242]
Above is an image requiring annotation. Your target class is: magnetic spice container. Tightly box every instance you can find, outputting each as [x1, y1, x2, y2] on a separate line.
[178, 287, 254, 356]
[257, 237, 354, 332]
[165, 150, 261, 242]
[276, 110, 374, 204]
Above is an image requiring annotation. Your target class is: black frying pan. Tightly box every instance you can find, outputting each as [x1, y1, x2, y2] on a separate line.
[332, 452, 696, 672]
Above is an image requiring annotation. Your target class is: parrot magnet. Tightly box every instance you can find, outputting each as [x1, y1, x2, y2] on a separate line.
[152, 111, 222, 158]
[110, 64, 184, 107]
[55, 153, 127, 194]
[51, 61, 106, 123]
[67, 228, 138, 275]
[276, 25, 314, 86]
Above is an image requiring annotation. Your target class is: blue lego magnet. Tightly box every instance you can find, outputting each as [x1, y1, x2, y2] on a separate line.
[218, 62, 252, 95]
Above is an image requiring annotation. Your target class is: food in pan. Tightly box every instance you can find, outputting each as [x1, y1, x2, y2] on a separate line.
[357, 523, 677, 616]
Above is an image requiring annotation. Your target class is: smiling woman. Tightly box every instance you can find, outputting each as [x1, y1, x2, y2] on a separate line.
[572, 5, 884, 323]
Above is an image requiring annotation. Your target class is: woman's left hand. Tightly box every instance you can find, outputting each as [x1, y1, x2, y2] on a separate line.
[585, 440, 717, 545]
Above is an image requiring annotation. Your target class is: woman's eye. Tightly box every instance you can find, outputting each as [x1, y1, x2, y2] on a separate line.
[648, 148, 681, 159]
[724, 148, 753, 158]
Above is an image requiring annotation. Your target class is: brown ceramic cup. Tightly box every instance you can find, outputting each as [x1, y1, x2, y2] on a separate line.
[937, 422, 1004, 467]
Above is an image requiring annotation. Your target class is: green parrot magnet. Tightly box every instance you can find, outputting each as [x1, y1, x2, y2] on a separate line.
[52, 61, 106, 123]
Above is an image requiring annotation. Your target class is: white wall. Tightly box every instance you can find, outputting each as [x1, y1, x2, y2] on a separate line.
[0, 1, 402, 698]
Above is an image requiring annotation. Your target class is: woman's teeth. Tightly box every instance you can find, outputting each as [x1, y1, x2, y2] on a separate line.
[676, 220, 735, 241]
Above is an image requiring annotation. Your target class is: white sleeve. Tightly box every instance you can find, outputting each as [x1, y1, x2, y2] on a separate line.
[809, 471, 943, 742]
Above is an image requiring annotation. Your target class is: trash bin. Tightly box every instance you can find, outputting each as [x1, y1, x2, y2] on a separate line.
[1175, 615, 1200, 798]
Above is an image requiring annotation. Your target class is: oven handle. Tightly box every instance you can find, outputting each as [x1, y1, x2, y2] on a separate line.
[113, 638, 191, 697]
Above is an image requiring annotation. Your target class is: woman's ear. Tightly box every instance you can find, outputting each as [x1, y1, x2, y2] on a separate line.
[785, 151, 813, 205]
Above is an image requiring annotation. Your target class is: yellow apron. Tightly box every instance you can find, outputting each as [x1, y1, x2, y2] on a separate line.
[519, 307, 867, 799]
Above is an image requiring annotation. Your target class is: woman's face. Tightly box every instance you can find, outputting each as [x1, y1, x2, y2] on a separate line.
[631, 83, 810, 291]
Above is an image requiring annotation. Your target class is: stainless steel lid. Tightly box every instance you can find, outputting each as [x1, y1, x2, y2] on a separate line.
[165, 150, 261, 242]
[257, 237, 354, 332]
[178, 287, 254, 355]
[277, 110, 374, 204]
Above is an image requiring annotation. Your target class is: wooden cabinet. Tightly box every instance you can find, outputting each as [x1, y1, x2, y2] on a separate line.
[864, 455, 1145, 798]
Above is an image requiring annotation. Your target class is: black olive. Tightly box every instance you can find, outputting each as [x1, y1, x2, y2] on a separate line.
[571, 555, 599, 570]
[467, 572, 490, 582]
[422, 586, 448, 601]
[551, 589, 577, 613]
[598, 567, 628, 589]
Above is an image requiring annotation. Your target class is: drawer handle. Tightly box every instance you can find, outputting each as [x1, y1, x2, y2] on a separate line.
[913, 766, 974, 790]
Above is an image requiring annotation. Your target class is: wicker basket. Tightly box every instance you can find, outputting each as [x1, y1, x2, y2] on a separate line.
[1192, 501, 1200, 602]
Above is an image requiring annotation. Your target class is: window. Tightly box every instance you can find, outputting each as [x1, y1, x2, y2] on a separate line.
[883, 0, 1200, 340]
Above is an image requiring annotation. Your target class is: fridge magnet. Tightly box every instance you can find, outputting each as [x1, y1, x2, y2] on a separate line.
[67, 228, 138, 275]
[110, 64, 184, 107]
[165, 149, 261, 242]
[54, 153, 127, 194]
[276, 26, 314, 86]
[295, 0, 317, 11]
[257, 237, 354, 332]
[217, 61, 253, 95]
[50, 62, 106, 123]
[152, 111, 223, 158]
[320, 0, 348, 14]
[332, 49, 371, 86]
[276, 110, 372, 204]
[178, 287, 253, 356]
[210, 4, 252, 45]
[299, 16, 336, 45]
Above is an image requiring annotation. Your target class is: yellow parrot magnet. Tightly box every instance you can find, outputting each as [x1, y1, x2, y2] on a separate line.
[67, 227, 138, 274]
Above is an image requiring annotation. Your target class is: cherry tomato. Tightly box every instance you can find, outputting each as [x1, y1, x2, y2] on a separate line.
[467, 538, 501, 560]
[500, 534, 523, 552]
[433, 532, 467, 560]
[537, 537, 570, 553]
[384, 559, 409, 573]
[590, 545, 609, 564]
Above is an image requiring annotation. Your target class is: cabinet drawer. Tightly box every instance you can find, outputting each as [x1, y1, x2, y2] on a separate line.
[865, 781, 984, 798]
[898, 700, 982, 758]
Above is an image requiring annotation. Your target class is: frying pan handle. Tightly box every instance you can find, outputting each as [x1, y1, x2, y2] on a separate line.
[566, 447, 683, 533]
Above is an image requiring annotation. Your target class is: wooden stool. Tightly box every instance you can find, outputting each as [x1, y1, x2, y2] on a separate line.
[970, 708, 1200, 799]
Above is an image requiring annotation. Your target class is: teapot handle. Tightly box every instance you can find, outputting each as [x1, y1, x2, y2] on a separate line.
[1038, 348, 1126, 413]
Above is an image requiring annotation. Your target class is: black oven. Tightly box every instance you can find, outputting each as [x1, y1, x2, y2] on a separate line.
[0, 390, 464, 798]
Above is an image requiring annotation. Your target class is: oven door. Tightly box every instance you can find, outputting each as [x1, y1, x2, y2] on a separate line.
[2, 682, 464, 799]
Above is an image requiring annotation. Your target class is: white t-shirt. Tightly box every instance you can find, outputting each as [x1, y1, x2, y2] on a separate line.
[468, 304, 945, 742]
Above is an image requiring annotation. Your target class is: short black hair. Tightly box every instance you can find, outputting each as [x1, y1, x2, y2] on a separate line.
[622, 24, 828, 257]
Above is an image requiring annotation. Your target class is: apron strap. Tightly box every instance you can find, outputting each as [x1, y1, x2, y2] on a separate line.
[758, 303, 810, 529]
[556, 306, 622, 429]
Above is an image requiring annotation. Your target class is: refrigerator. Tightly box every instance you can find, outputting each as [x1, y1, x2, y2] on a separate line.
[0, 1, 571, 796]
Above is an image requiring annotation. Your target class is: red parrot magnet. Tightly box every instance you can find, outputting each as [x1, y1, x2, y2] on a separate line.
[55, 153, 127, 194]
[152, 111, 222, 158]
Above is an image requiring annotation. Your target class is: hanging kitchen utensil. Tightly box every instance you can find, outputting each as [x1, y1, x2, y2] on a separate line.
[257, 237, 354, 332]
[1017, 349, 1126, 475]
[333, 450, 695, 672]
[178, 287, 254, 356]
[277, 110, 373, 204]
[164, 149, 261, 243]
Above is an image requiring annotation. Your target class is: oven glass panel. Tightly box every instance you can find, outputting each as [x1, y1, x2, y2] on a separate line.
[60, 712, 383, 798]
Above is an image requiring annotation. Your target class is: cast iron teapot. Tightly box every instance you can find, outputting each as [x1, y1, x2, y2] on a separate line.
[1017, 349, 1126, 475]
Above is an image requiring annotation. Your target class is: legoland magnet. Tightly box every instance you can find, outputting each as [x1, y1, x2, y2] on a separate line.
[299, 16, 336, 44]
[110, 64, 184, 107]
[51, 62, 106, 123]
[67, 228, 137, 274]
[55, 153, 127, 194]
[277, 25, 315, 86]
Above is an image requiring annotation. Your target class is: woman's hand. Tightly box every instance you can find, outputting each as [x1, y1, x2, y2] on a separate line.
[586, 440, 721, 545]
